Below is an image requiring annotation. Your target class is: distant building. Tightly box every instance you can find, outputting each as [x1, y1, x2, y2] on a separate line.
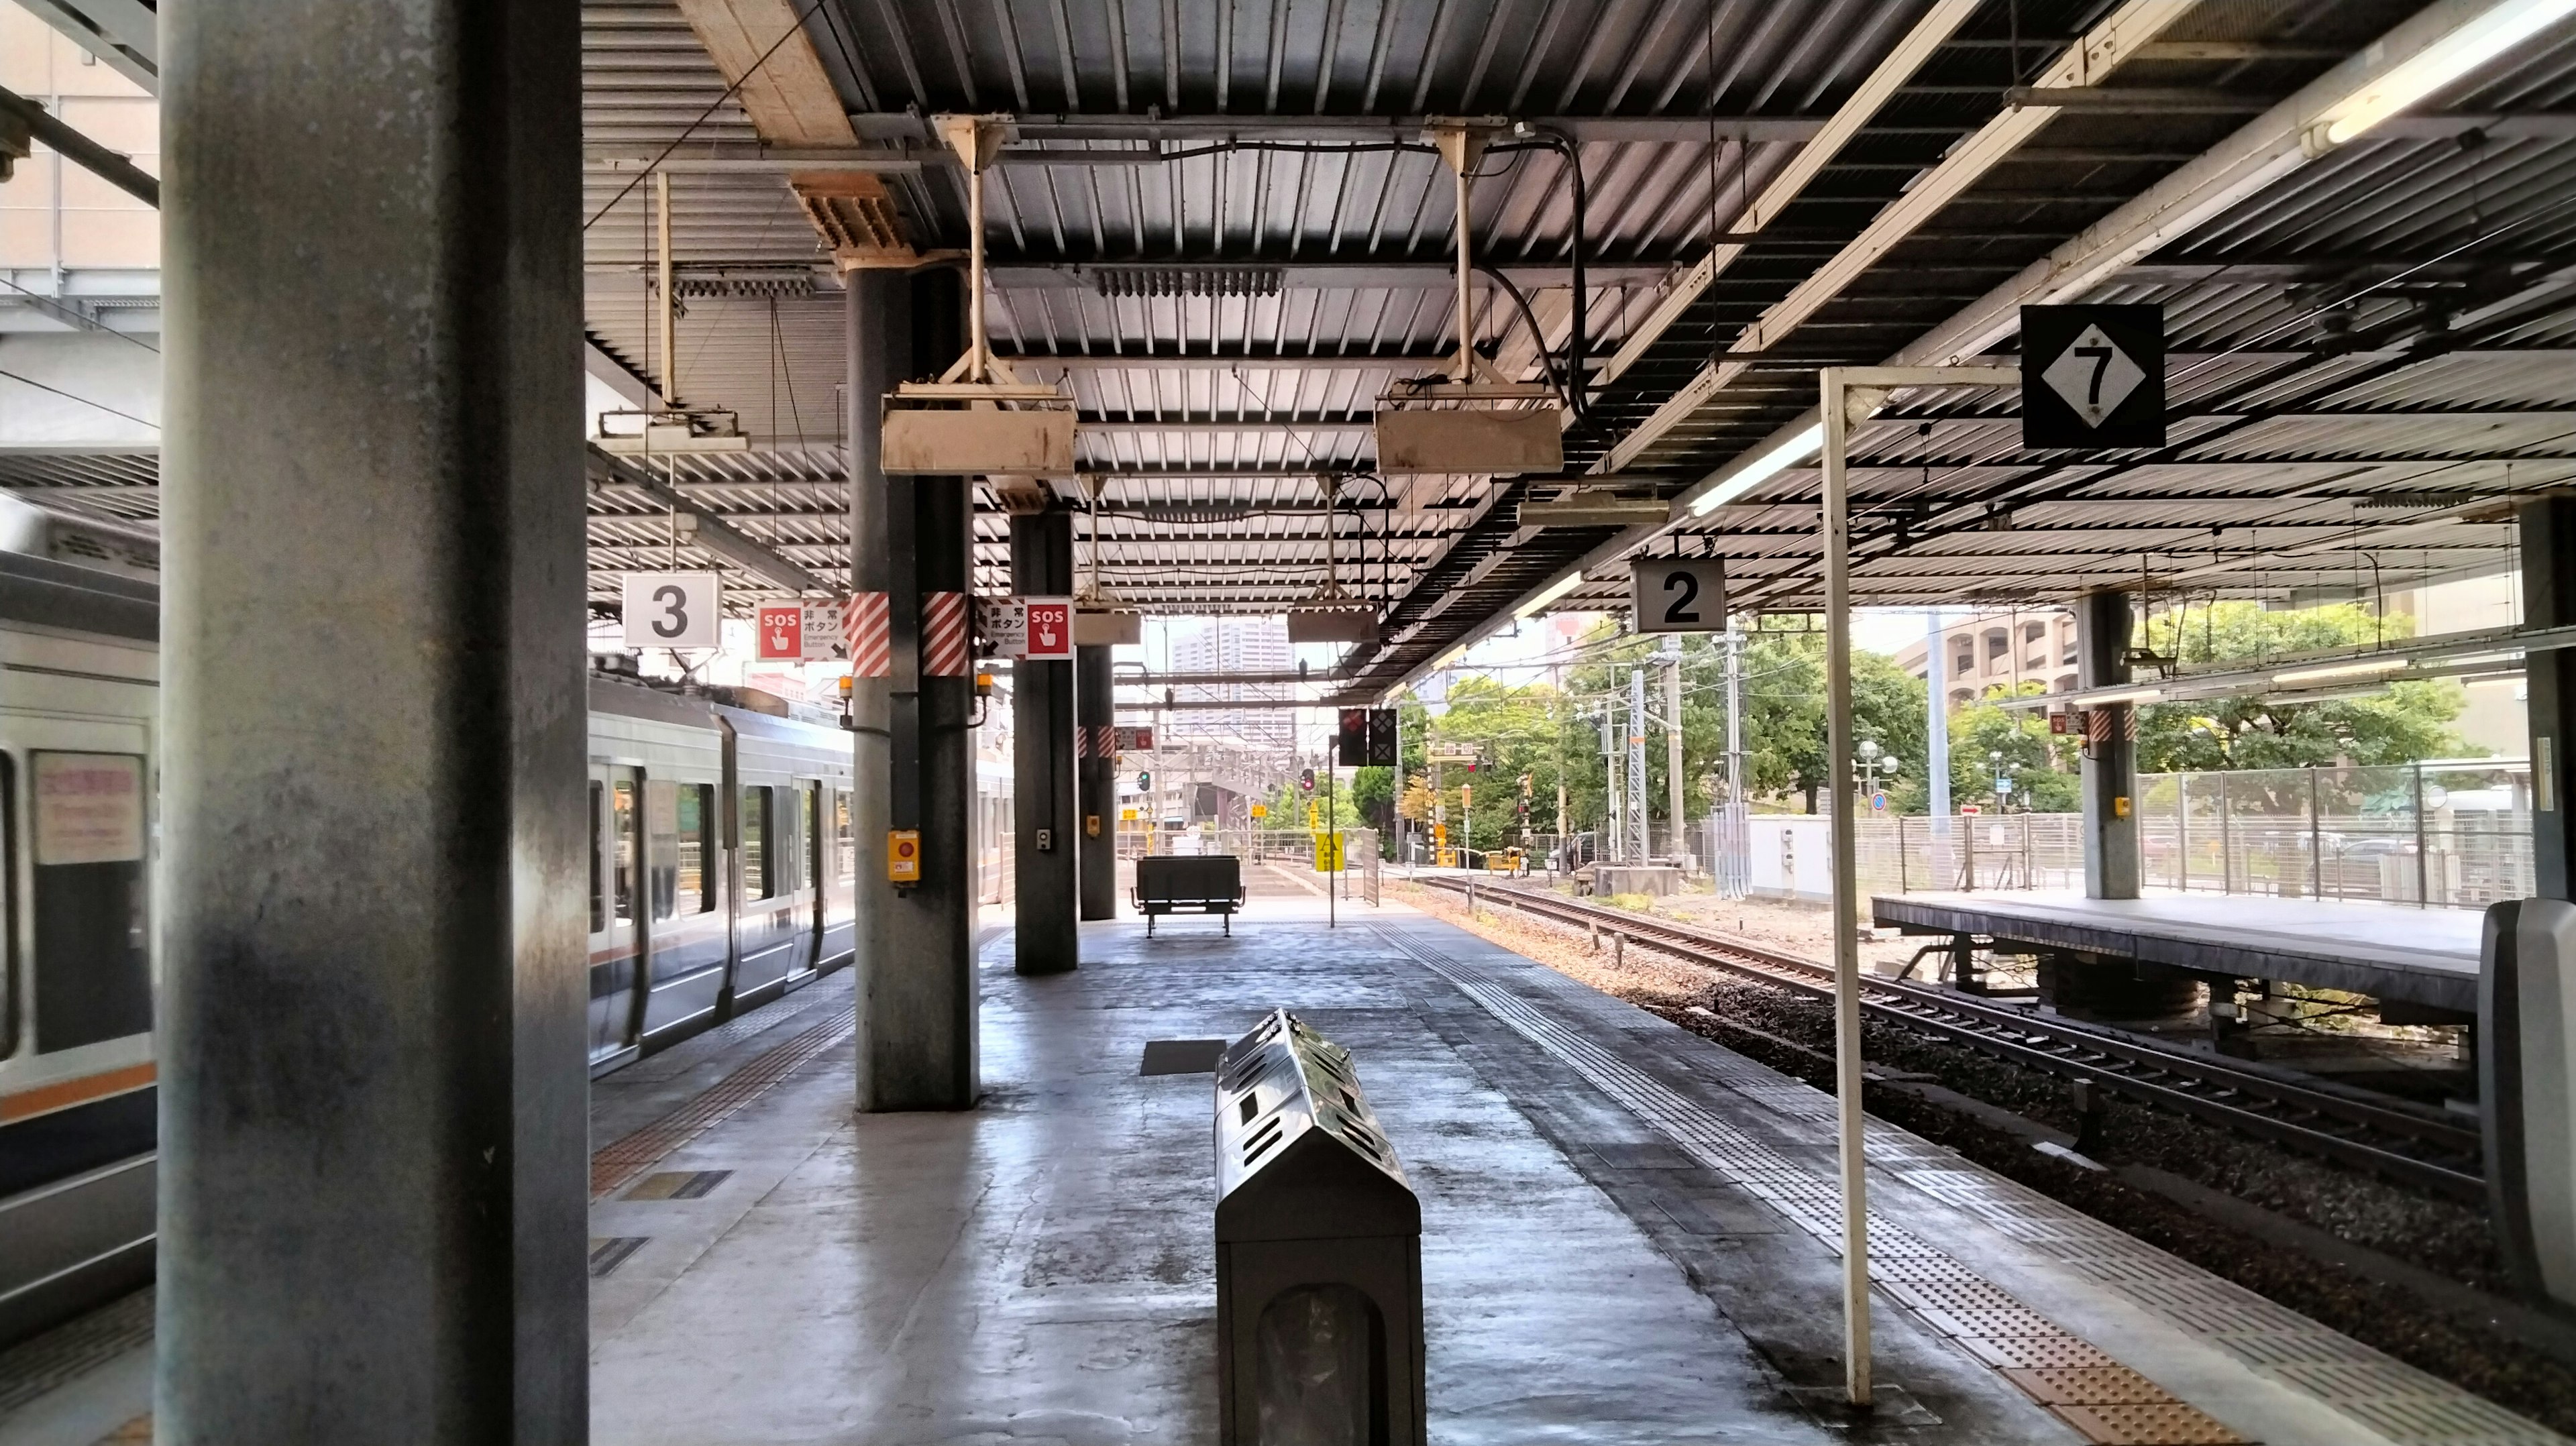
[1169, 616, 1293, 746]
[1891, 610, 2080, 712]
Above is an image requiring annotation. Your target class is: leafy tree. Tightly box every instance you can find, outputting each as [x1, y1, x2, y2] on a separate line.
[2133, 602, 2467, 773]
[1901, 682, 2080, 813]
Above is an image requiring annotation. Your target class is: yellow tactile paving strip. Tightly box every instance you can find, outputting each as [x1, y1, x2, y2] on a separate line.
[589, 1013, 854, 1199]
[1385, 928, 2253, 1444]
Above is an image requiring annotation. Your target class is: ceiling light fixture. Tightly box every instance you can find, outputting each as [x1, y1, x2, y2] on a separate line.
[1514, 570, 1587, 619]
[2271, 657, 2411, 685]
[1688, 422, 1826, 516]
[2316, 0, 2576, 147]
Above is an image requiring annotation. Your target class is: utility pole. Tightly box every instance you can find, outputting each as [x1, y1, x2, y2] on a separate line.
[1628, 667, 1651, 865]
[1725, 620, 1746, 896]
[1552, 663, 1567, 841]
[1664, 637, 1685, 871]
[1926, 608, 1953, 887]
[1601, 704, 1621, 862]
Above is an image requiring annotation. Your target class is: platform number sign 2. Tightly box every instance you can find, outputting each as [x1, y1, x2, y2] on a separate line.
[1629, 557, 1725, 634]
[2021, 304, 2164, 449]
[623, 572, 721, 651]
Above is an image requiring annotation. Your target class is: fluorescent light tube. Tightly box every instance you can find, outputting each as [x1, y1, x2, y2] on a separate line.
[2084, 687, 2163, 706]
[1688, 422, 1825, 516]
[2271, 658, 2410, 685]
[2319, 0, 2576, 146]
[1514, 570, 1585, 619]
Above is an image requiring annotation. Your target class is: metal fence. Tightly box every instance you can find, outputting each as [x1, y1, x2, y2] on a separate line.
[1719, 759, 2532, 912]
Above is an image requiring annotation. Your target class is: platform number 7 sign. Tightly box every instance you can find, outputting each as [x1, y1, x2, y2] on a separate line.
[2021, 304, 2164, 449]
[1629, 557, 1725, 634]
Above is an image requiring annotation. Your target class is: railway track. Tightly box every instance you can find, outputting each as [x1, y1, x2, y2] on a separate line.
[1417, 876, 2487, 1203]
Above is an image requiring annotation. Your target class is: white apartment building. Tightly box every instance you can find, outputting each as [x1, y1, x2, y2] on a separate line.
[1169, 615, 1293, 747]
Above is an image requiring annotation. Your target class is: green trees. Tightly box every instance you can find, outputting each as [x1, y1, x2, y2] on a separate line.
[2133, 602, 2468, 771]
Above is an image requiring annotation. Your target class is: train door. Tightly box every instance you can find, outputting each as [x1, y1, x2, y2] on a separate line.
[802, 782, 826, 975]
[586, 763, 643, 1068]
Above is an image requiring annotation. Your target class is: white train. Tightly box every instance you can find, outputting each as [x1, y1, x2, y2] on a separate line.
[0, 500, 1008, 1345]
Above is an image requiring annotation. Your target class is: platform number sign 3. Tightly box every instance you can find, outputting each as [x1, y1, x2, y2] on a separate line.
[623, 571, 721, 651]
[1629, 557, 1725, 634]
[2021, 304, 2164, 449]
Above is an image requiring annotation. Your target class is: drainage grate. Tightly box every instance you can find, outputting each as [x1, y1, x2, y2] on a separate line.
[624, 1169, 731, 1201]
[1140, 1038, 1228, 1076]
[1375, 924, 2563, 1446]
[0, 1287, 153, 1417]
[589, 1237, 650, 1279]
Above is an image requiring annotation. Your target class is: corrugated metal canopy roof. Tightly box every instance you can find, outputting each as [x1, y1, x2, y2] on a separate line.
[18, 0, 2576, 700]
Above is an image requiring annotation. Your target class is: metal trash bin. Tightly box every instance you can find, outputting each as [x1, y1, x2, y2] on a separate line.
[1214, 1009, 1424, 1445]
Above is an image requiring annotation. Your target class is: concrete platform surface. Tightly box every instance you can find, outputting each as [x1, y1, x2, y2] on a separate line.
[4, 895, 2556, 1445]
[1877, 889, 2484, 1011]
[584, 895, 2553, 1445]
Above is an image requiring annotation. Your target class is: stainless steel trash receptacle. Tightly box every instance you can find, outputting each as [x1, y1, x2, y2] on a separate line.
[1214, 1009, 1425, 1445]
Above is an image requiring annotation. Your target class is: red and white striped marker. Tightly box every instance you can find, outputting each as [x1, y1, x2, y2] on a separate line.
[922, 592, 970, 677]
[844, 592, 890, 678]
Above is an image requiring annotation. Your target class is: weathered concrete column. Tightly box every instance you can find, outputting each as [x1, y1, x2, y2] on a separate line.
[861, 267, 978, 1109]
[1012, 507, 1080, 972]
[160, 4, 587, 1441]
[1077, 643, 1117, 919]
[2078, 588, 2142, 900]
[2524, 498, 2576, 900]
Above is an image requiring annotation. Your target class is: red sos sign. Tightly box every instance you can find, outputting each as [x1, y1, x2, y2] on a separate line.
[756, 603, 803, 660]
[1023, 599, 1073, 660]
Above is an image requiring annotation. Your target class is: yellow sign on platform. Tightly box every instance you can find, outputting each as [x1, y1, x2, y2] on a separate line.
[1313, 831, 1345, 873]
[1250, 803, 1267, 819]
[1120, 808, 1138, 821]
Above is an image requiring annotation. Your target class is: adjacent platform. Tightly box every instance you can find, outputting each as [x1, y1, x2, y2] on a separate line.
[1877, 890, 2485, 1014]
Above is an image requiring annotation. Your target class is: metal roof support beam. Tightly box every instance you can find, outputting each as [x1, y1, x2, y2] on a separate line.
[1899, 0, 2576, 368]
[589, 448, 829, 594]
[845, 113, 1828, 145]
[15, 0, 156, 93]
[1595, 1, 1981, 389]
[1603, 0, 2196, 473]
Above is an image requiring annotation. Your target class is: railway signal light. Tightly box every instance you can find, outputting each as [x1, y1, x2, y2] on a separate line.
[1299, 768, 1315, 793]
[1136, 770, 1150, 788]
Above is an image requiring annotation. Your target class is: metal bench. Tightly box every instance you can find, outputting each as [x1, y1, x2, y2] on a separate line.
[1133, 854, 1246, 936]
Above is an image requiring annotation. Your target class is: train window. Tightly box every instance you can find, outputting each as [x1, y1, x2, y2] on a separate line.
[834, 790, 854, 883]
[589, 781, 605, 933]
[743, 786, 771, 899]
[646, 781, 679, 922]
[611, 778, 637, 922]
[676, 783, 714, 913]
[30, 752, 152, 1054]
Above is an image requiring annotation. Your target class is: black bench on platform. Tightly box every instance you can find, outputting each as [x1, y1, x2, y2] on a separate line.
[1134, 854, 1246, 936]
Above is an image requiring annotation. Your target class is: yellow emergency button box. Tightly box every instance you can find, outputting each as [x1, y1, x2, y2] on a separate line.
[887, 829, 922, 884]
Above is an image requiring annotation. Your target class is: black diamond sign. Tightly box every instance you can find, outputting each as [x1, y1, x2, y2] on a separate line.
[2021, 304, 2164, 449]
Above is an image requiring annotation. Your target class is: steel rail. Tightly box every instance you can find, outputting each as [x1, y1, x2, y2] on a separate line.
[1422, 877, 2485, 1203]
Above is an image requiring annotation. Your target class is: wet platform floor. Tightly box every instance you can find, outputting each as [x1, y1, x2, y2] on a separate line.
[586, 893, 2553, 1445]
[3, 891, 2557, 1445]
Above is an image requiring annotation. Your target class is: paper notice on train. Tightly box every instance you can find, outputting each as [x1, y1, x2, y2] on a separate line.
[34, 751, 145, 865]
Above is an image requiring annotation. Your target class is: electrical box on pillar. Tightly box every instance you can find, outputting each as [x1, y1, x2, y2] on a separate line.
[1372, 119, 1562, 477]
[882, 115, 1077, 477]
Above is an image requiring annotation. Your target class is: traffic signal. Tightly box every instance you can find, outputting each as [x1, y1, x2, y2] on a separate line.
[1136, 770, 1150, 788]
[1299, 767, 1315, 793]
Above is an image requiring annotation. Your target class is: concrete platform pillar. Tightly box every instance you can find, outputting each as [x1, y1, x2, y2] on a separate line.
[860, 268, 978, 1109]
[2078, 589, 2141, 900]
[159, 4, 588, 1440]
[1013, 508, 1080, 972]
[1078, 643, 1117, 920]
[2525, 498, 2576, 901]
